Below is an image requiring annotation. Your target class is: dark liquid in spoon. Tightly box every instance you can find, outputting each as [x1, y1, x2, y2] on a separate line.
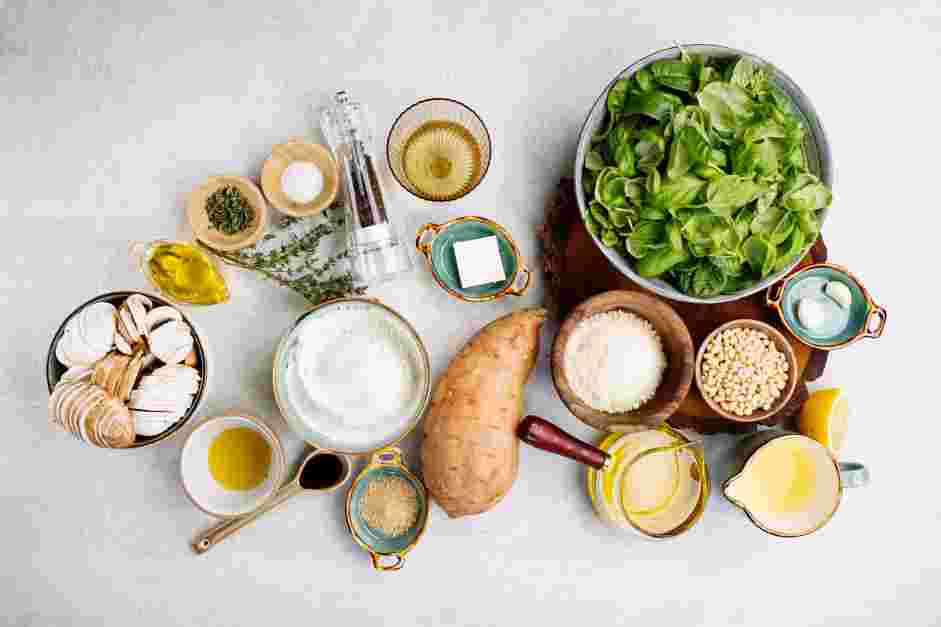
[299, 453, 346, 490]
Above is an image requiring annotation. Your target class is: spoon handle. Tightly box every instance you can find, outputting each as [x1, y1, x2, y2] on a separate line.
[192, 482, 305, 555]
[518, 416, 610, 470]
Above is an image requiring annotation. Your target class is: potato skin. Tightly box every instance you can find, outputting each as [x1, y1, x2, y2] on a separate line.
[421, 308, 546, 518]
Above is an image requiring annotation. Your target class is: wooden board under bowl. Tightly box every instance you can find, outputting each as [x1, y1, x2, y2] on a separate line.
[539, 179, 828, 435]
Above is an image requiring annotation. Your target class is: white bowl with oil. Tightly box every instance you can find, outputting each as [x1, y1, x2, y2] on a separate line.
[180, 414, 286, 519]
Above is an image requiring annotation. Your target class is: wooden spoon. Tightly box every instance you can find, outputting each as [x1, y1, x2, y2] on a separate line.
[518, 415, 702, 468]
[192, 449, 351, 555]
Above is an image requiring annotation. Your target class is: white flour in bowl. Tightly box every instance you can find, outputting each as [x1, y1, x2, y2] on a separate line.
[276, 301, 428, 453]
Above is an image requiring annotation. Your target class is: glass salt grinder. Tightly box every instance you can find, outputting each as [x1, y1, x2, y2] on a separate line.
[320, 91, 413, 288]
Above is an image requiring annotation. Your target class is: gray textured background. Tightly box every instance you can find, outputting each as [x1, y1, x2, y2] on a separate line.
[1, 2, 935, 625]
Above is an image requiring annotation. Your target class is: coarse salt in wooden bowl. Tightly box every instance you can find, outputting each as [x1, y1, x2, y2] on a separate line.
[694, 319, 798, 423]
[551, 290, 694, 430]
[186, 175, 268, 252]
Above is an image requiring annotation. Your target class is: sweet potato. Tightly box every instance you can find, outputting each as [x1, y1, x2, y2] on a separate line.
[421, 308, 546, 518]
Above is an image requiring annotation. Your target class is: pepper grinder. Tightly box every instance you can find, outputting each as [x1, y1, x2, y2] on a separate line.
[321, 91, 413, 288]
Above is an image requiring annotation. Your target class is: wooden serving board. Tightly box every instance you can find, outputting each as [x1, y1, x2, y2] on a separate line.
[539, 179, 828, 435]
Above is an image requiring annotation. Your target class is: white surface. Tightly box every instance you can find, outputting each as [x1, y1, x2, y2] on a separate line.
[453, 235, 506, 288]
[1, 2, 937, 625]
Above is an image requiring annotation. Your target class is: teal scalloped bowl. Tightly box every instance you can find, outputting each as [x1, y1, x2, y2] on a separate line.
[769, 263, 885, 350]
[417, 216, 531, 302]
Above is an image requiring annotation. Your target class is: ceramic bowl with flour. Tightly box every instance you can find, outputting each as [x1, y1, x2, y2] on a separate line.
[273, 298, 431, 455]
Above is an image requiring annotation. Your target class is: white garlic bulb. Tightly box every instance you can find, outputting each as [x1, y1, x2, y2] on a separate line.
[825, 281, 853, 309]
[798, 298, 827, 331]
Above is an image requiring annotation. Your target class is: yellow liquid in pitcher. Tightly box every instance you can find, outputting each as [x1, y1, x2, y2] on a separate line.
[403, 121, 481, 200]
[744, 441, 818, 513]
[724, 435, 839, 535]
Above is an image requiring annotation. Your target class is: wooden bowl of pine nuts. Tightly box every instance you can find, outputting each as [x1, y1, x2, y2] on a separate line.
[694, 319, 798, 423]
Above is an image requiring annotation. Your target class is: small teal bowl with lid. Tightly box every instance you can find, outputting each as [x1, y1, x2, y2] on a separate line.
[767, 262, 886, 350]
[415, 215, 531, 302]
[345, 447, 429, 571]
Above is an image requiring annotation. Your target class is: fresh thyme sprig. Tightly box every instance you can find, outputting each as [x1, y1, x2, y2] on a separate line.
[198, 205, 365, 306]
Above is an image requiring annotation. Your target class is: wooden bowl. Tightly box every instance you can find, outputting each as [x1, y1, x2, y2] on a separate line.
[186, 175, 267, 251]
[551, 290, 694, 430]
[260, 139, 339, 217]
[694, 320, 798, 423]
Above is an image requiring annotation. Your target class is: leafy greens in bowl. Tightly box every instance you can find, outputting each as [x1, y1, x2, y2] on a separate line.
[575, 44, 833, 303]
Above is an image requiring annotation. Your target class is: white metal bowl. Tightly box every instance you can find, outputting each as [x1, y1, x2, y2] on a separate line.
[574, 44, 834, 304]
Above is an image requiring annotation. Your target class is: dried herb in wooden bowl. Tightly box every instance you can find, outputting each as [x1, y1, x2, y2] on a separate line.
[205, 185, 255, 235]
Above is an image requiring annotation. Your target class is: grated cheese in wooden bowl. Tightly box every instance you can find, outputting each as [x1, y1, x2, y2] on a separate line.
[563, 310, 666, 413]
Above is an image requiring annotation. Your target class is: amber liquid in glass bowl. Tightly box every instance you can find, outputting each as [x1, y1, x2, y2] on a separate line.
[402, 121, 482, 201]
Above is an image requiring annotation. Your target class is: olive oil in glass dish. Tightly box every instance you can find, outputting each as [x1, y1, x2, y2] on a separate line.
[131, 240, 230, 305]
[387, 98, 491, 202]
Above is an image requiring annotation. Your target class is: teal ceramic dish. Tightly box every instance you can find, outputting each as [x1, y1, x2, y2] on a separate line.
[345, 448, 429, 571]
[416, 216, 531, 302]
[767, 263, 886, 350]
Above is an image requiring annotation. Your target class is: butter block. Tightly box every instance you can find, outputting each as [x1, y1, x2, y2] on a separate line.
[453, 235, 506, 288]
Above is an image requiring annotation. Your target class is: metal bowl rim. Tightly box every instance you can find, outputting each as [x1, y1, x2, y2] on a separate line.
[573, 43, 834, 304]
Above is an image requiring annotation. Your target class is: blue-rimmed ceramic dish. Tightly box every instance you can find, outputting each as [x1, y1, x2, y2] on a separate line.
[345, 447, 429, 571]
[767, 262, 885, 350]
[415, 216, 531, 303]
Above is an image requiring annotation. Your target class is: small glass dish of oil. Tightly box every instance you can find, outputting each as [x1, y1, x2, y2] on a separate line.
[131, 240, 230, 305]
[386, 98, 491, 202]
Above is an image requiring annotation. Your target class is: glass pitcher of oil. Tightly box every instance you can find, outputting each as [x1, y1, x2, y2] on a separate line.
[587, 425, 709, 539]
[131, 240, 229, 305]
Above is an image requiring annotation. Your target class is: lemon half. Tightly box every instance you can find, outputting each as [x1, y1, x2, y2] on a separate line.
[798, 388, 849, 455]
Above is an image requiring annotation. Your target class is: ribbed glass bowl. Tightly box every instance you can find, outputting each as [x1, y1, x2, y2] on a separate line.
[574, 44, 833, 304]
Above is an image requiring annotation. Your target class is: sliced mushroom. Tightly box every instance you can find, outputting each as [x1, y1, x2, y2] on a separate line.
[92, 353, 116, 387]
[61, 366, 93, 383]
[148, 320, 193, 365]
[143, 306, 183, 339]
[131, 409, 181, 437]
[55, 333, 77, 368]
[118, 307, 141, 344]
[75, 302, 117, 354]
[136, 374, 200, 395]
[117, 349, 147, 402]
[114, 313, 134, 349]
[114, 331, 133, 355]
[56, 327, 105, 368]
[104, 354, 131, 397]
[124, 295, 151, 340]
[127, 389, 192, 413]
[139, 353, 159, 371]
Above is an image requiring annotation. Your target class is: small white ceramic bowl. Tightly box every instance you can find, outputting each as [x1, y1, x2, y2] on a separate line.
[180, 414, 286, 518]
